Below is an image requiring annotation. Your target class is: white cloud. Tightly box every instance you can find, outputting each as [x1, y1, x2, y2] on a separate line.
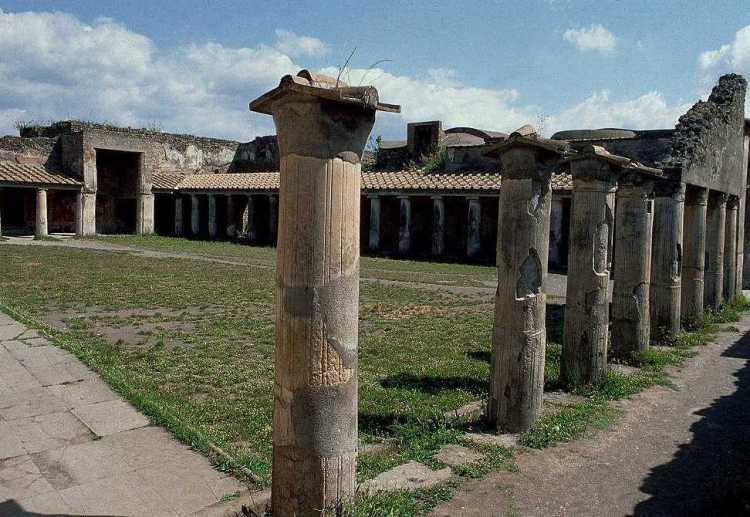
[322, 66, 539, 136]
[545, 90, 690, 134]
[274, 29, 328, 58]
[699, 25, 750, 85]
[0, 10, 302, 139]
[563, 25, 617, 53]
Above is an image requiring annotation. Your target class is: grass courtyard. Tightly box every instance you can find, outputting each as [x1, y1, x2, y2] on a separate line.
[0, 235, 743, 515]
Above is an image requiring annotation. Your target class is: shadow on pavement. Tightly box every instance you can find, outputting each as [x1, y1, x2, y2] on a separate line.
[0, 499, 121, 517]
[634, 330, 750, 516]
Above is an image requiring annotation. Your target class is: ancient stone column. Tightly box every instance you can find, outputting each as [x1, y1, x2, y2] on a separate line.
[398, 195, 412, 254]
[79, 191, 96, 236]
[467, 196, 481, 258]
[704, 191, 727, 310]
[250, 71, 398, 515]
[136, 192, 155, 235]
[368, 195, 381, 251]
[269, 194, 278, 244]
[611, 179, 653, 360]
[190, 194, 200, 236]
[35, 188, 48, 238]
[549, 197, 565, 269]
[681, 186, 708, 326]
[562, 161, 616, 386]
[75, 190, 83, 237]
[244, 195, 257, 241]
[207, 194, 217, 239]
[174, 196, 184, 237]
[485, 132, 566, 432]
[225, 195, 235, 238]
[724, 195, 739, 304]
[650, 182, 685, 339]
[431, 195, 446, 257]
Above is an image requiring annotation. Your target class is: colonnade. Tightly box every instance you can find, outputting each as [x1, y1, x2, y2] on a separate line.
[174, 193, 278, 242]
[487, 137, 744, 433]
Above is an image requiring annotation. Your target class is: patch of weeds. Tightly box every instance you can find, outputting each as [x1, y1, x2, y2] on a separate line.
[520, 397, 617, 449]
[335, 484, 457, 517]
[451, 442, 516, 479]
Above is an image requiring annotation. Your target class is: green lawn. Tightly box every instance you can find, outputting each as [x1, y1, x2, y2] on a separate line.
[0, 238, 742, 516]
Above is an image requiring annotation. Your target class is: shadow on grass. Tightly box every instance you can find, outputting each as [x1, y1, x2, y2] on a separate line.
[633, 330, 750, 516]
[379, 372, 487, 395]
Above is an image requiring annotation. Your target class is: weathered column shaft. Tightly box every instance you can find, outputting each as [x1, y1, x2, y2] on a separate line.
[650, 182, 685, 338]
[35, 188, 48, 238]
[75, 191, 83, 237]
[467, 196, 482, 257]
[208, 194, 217, 239]
[724, 196, 739, 303]
[489, 148, 552, 432]
[681, 187, 708, 325]
[190, 195, 200, 236]
[398, 195, 411, 254]
[562, 173, 616, 386]
[611, 182, 653, 359]
[269, 194, 278, 244]
[249, 73, 391, 516]
[136, 193, 154, 235]
[174, 196, 184, 236]
[704, 191, 727, 310]
[431, 196, 446, 256]
[549, 197, 565, 269]
[225, 195, 235, 238]
[79, 192, 96, 236]
[368, 195, 381, 251]
[245, 195, 256, 241]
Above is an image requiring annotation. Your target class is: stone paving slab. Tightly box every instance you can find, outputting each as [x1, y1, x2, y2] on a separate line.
[361, 461, 452, 492]
[0, 312, 245, 515]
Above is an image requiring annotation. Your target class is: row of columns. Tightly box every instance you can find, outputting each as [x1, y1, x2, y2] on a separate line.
[368, 194, 483, 257]
[176, 193, 278, 241]
[488, 137, 744, 434]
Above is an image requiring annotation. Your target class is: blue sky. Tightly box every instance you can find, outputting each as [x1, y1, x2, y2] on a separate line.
[0, 0, 748, 141]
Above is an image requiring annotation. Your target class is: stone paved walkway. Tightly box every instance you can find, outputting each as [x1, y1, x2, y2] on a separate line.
[0, 311, 245, 516]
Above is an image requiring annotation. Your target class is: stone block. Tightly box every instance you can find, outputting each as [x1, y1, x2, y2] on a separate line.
[23, 337, 51, 347]
[0, 454, 56, 500]
[46, 379, 119, 409]
[72, 399, 149, 437]
[30, 438, 131, 489]
[0, 313, 16, 327]
[361, 461, 452, 492]
[0, 387, 68, 421]
[0, 324, 26, 341]
[8, 411, 94, 454]
[16, 329, 40, 340]
[462, 432, 519, 449]
[434, 444, 484, 467]
[0, 422, 26, 460]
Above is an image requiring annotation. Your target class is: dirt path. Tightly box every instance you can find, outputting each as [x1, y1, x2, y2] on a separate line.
[432, 314, 750, 517]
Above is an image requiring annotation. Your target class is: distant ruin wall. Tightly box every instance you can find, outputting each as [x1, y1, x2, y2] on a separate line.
[0, 136, 61, 170]
[669, 73, 747, 196]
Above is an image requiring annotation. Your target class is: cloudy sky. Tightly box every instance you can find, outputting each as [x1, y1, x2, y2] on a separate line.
[0, 0, 748, 142]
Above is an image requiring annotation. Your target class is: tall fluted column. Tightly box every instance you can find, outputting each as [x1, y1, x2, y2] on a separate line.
[611, 180, 653, 359]
[190, 194, 200, 236]
[486, 134, 564, 433]
[724, 195, 739, 304]
[207, 194, 217, 239]
[35, 188, 48, 239]
[562, 164, 616, 386]
[650, 182, 685, 339]
[75, 191, 83, 237]
[704, 191, 727, 310]
[250, 71, 397, 515]
[431, 195, 446, 257]
[225, 195, 235, 238]
[467, 196, 481, 258]
[681, 186, 708, 326]
[245, 195, 256, 242]
[269, 194, 278, 244]
[368, 195, 381, 251]
[174, 196, 184, 236]
[398, 195, 412, 254]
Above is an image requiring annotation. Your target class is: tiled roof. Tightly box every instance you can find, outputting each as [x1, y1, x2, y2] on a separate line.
[152, 173, 184, 190]
[0, 161, 81, 187]
[362, 169, 502, 192]
[178, 172, 279, 191]
[156, 169, 574, 194]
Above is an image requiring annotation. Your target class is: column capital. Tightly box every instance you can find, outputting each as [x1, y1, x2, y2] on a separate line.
[430, 195, 444, 201]
[727, 194, 740, 209]
[652, 180, 686, 199]
[685, 185, 709, 205]
[397, 194, 411, 201]
[366, 193, 380, 200]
